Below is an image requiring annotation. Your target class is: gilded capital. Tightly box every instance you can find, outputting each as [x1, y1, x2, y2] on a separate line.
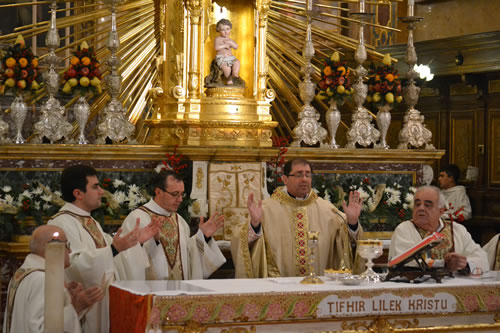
[185, 0, 202, 21]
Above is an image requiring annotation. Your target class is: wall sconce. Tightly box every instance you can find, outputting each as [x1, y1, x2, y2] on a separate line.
[455, 52, 464, 66]
[413, 64, 434, 81]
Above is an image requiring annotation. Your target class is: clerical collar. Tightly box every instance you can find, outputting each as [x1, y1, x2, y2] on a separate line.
[149, 198, 173, 216]
[286, 189, 309, 200]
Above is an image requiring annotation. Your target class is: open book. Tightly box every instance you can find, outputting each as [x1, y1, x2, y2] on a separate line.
[388, 232, 444, 267]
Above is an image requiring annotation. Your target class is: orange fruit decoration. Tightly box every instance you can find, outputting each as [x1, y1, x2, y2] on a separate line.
[31, 58, 39, 68]
[81, 57, 91, 66]
[18, 57, 28, 68]
[385, 73, 395, 82]
[71, 56, 80, 66]
[5, 57, 16, 68]
[337, 66, 346, 76]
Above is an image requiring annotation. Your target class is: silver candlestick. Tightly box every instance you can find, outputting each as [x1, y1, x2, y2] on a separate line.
[291, 0, 327, 147]
[397, 16, 435, 149]
[345, 9, 380, 148]
[33, 0, 72, 143]
[96, 0, 137, 144]
[300, 231, 324, 284]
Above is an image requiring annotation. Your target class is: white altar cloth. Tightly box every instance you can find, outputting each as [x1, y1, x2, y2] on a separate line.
[110, 274, 500, 333]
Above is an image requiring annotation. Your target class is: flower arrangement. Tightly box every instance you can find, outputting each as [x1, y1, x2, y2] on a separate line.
[61, 41, 103, 96]
[0, 182, 65, 239]
[0, 35, 41, 95]
[316, 51, 352, 105]
[266, 136, 289, 193]
[444, 203, 465, 223]
[366, 54, 403, 108]
[155, 146, 189, 174]
[311, 173, 416, 231]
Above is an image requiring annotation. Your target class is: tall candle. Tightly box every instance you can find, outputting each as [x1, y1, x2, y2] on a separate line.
[408, 0, 414, 17]
[44, 232, 65, 333]
[360, 0, 365, 13]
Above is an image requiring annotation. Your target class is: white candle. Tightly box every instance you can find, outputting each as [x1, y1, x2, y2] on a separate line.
[44, 232, 65, 333]
[408, 0, 414, 17]
[360, 0, 365, 13]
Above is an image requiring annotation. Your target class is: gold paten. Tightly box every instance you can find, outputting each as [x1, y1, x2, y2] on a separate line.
[145, 0, 277, 147]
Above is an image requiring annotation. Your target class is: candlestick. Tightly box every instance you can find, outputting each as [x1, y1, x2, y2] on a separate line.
[44, 233, 65, 333]
[408, 0, 414, 17]
[360, 0, 365, 13]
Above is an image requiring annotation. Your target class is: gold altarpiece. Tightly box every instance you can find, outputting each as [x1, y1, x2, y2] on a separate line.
[144, 0, 277, 147]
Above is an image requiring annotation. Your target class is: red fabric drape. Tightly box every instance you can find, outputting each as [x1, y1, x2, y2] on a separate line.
[109, 285, 151, 333]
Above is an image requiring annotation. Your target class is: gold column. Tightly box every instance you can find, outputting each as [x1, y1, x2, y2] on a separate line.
[186, 0, 202, 103]
[144, 0, 277, 147]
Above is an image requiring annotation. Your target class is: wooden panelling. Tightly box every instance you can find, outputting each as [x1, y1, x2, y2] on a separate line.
[489, 111, 500, 184]
[451, 112, 476, 171]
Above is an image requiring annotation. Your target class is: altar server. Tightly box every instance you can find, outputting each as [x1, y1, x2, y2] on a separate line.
[231, 158, 363, 278]
[3, 225, 103, 333]
[389, 185, 488, 274]
[120, 169, 226, 280]
[48, 165, 160, 333]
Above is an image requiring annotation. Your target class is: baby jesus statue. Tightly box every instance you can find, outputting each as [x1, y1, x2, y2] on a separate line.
[205, 19, 245, 88]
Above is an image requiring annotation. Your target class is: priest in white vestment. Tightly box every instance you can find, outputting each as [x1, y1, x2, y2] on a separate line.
[3, 225, 103, 333]
[483, 234, 500, 270]
[48, 165, 160, 333]
[389, 186, 488, 274]
[120, 169, 226, 280]
[231, 158, 364, 278]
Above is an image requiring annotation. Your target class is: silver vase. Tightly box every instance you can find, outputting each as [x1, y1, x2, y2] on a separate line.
[375, 104, 392, 149]
[11, 96, 28, 144]
[74, 96, 90, 144]
[326, 99, 342, 148]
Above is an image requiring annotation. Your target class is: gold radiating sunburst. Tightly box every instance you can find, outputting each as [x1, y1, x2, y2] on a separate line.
[0, 0, 400, 143]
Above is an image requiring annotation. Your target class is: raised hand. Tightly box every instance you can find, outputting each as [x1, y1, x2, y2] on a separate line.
[137, 218, 161, 244]
[199, 212, 224, 238]
[111, 219, 140, 252]
[67, 281, 104, 315]
[342, 191, 363, 225]
[247, 192, 263, 228]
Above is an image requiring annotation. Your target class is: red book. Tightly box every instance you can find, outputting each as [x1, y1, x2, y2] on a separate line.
[388, 232, 444, 267]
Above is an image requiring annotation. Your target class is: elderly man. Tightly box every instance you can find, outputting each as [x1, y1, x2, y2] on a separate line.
[121, 169, 226, 280]
[48, 164, 160, 333]
[438, 164, 472, 221]
[3, 225, 103, 333]
[389, 186, 488, 274]
[231, 158, 363, 278]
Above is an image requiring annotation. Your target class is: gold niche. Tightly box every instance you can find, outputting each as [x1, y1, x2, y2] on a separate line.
[144, 0, 277, 147]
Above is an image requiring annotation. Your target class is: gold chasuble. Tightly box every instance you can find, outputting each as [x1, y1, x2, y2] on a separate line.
[139, 207, 184, 280]
[495, 242, 500, 270]
[52, 211, 107, 248]
[416, 220, 454, 260]
[232, 187, 361, 278]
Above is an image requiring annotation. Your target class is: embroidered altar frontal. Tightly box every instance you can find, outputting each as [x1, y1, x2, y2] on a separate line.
[109, 276, 500, 332]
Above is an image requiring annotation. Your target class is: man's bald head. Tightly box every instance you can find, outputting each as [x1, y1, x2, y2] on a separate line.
[30, 225, 67, 257]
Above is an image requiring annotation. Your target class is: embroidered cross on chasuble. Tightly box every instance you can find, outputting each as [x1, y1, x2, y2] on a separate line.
[52, 211, 107, 248]
[139, 207, 184, 280]
[272, 189, 317, 276]
[416, 220, 455, 260]
[5, 268, 44, 333]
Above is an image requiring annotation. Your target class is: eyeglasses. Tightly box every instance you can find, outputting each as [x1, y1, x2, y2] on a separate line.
[287, 173, 312, 179]
[161, 188, 185, 199]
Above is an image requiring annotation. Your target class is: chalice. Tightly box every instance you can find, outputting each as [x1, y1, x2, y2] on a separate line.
[357, 239, 384, 282]
[300, 231, 324, 284]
